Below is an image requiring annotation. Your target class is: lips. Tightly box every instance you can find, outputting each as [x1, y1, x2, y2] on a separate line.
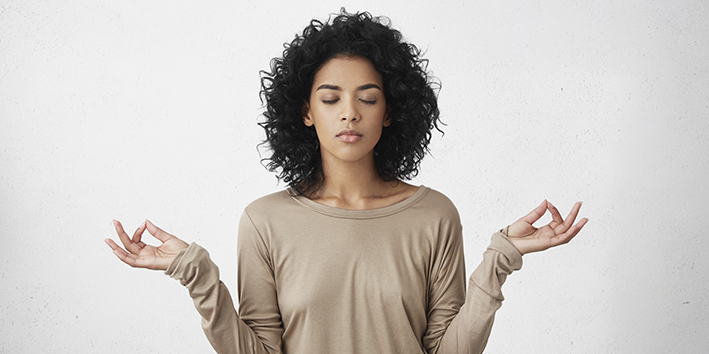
[336, 129, 362, 143]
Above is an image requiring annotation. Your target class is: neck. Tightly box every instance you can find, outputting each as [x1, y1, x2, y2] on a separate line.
[304, 150, 418, 210]
[305, 153, 400, 209]
[321, 154, 383, 195]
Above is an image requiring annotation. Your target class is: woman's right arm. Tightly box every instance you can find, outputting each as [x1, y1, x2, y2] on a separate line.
[106, 219, 282, 354]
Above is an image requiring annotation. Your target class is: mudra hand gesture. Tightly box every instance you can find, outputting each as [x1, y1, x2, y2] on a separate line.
[105, 220, 189, 271]
[507, 200, 588, 255]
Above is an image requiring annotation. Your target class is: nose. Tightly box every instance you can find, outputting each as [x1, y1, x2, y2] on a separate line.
[340, 98, 360, 122]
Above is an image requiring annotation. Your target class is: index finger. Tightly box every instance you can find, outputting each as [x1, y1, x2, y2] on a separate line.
[112, 219, 142, 254]
[547, 201, 564, 225]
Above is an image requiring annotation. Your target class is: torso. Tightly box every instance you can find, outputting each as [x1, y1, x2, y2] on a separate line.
[237, 186, 467, 353]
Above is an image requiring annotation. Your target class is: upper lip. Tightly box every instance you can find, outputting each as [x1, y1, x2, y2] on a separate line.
[337, 129, 362, 137]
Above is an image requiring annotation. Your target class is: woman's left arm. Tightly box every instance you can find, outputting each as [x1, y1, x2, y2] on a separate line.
[432, 201, 588, 354]
[506, 200, 588, 255]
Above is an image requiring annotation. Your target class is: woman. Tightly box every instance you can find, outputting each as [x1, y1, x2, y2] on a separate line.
[106, 10, 587, 354]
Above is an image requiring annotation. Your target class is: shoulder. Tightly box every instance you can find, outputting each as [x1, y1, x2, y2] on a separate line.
[417, 187, 461, 220]
[397, 186, 462, 233]
[243, 189, 296, 216]
[238, 189, 299, 244]
[414, 187, 464, 249]
[240, 188, 310, 231]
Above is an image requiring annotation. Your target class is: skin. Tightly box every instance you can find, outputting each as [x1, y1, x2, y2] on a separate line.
[302, 55, 418, 210]
[105, 55, 588, 269]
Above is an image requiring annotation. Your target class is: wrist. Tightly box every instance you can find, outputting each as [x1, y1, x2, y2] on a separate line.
[501, 226, 527, 255]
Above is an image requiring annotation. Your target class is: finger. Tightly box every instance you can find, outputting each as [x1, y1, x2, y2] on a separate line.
[520, 200, 548, 224]
[112, 248, 141, 268]
[553, 217, 589, 246]
[547, 201, 564, 226]
[105, 238, 141, 267]
[558, 201, 583, 233]
[113, 220, 142, 254]
[131, 221, 147, 247]
[104, 238, 126, 253]
[145, 219, 174, 243]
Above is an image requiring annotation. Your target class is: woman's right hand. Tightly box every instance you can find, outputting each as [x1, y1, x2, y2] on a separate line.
[105, 219, 189, 271]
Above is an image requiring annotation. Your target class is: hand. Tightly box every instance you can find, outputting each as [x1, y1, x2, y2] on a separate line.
[105, 219, 189, 271]
[506, 200, 588, 255]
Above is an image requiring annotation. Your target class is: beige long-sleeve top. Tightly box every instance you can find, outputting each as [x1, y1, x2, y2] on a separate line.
[165, 186, 523, 354]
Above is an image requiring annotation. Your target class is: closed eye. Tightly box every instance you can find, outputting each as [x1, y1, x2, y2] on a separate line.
[359, 99, 377, 105]
[322, 99, 339, 104]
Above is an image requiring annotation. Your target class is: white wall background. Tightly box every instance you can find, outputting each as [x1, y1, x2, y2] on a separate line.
[1, 0, 707, 353]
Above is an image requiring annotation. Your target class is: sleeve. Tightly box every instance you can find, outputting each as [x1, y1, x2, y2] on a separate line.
[427, 230, 523, 354]
[163, 212, 283, 353]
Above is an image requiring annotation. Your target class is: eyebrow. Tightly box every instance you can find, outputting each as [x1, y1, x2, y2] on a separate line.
[316, 83, 382, 91]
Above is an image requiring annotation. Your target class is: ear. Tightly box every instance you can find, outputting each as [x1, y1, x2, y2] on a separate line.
[302, 101, 314, 127]
[382, 105, 392, 127]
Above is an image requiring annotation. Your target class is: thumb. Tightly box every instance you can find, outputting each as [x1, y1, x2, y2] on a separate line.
[519, 200, 547, 224]
[145, 219, 174, 243]
[508, 200, 547, 237]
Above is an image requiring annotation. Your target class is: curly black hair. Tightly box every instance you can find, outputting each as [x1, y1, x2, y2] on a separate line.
[259, 9, 442, 196]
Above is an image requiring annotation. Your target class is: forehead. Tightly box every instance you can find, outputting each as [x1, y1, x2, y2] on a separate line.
[312, 56, 383, 87]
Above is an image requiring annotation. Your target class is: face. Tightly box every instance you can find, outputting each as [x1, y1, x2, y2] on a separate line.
[303, 55, 390, 166]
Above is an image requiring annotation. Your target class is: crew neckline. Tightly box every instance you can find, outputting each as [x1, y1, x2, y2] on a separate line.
[289, 185, 430, 219]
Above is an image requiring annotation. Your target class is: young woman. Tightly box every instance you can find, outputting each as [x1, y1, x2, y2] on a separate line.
[105, 10, 587, 354]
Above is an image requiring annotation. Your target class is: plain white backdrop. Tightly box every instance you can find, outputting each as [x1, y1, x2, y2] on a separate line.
[1, 0, 708, 353]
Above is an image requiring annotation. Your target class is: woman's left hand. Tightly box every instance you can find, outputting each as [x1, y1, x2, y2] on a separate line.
[507, 200, 588, 255]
